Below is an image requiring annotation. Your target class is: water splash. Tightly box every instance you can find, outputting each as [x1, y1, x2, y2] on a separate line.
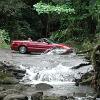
[43, 48, 73, 55]
[18, 54, 94, 99]
[20, 62, 92, 85]
[20, 63, 74, 84]
[38, 64, 74, 82]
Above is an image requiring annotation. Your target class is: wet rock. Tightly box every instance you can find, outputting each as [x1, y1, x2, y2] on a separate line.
[43, 96, 59, 100]
[93, 93, 100, 100]
[0, 87, 5, 91]
[31, 92, 43, 100]
[0, 93, 6, 100]
[0, 89, 20, 95]
[0, 61, 26, 85]
[59, 96, 75, 100]
[67, 96, 75, 100]
[0, 61, 26, 74]
[9, 68, 26, 74]
[81, 71, 94, 80]
[59, 96, 68, 100]
[72, 62, 91, 69]
[0, 61, 13, 68]
[3, 89, 20, 94]
[3, 94, 28, 100]
[73, 93, 86, 97]
[0, 89, 20, 100]
[76, 71, 94, 86]
[35, 83, 53, 90]
[13, 72, 25, 79]
[14, 84, 31, 91]
[11, 68, 26, 79]
[85, 96, 94, 100]
[75, 82, 79, 86]
[74, 79, 81, 86]
[80, 76, 93, 85]
[0, 77, 19, 84]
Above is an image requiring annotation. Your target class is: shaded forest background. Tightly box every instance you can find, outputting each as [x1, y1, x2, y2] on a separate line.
[0, 0, 100, 50]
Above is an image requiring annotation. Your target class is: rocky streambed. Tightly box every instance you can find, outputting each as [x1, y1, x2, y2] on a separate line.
[0, 60, 94, 100]
[0, 48, 99, 100]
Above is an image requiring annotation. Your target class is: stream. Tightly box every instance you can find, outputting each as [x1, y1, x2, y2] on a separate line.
[0, 49, 95, 99]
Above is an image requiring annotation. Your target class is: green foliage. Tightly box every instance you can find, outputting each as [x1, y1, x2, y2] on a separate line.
[95, 0, 100, 33]
[0, 42, 10, 49]
[33, 2, 75, 14]
[0, 71, 12, 79]
[0, 29, 10, 43]
[0, 0, 44, 40]
[50, 29, 72, 43]
[0, 0, 27, 39]
[49, 0, 98, 47]
[94, 33, 100, 45]
[0, 0, 99, 48]
[0, 0, 26, 17]
[0, 29, 10, 48]
[82, 40, 93, 50]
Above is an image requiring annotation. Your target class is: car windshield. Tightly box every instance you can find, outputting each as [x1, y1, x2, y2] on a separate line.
[37, 38, 53, 44]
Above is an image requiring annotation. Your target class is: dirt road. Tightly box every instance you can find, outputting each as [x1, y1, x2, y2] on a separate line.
[0, 49, 13, 61]
[0, 49, 39, 65]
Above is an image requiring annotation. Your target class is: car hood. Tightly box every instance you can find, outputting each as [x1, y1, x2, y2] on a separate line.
[52, 43, 71, 49]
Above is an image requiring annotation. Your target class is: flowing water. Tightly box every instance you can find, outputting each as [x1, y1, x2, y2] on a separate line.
[20, 54, 92, 84]
[0, 49, 95, 99]
[15, 51, 94, 99]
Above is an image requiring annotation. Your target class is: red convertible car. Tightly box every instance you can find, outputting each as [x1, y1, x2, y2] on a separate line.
[11, 38, 73, 54]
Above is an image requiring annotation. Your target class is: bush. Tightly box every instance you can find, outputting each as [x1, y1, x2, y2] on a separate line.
[0, 29, 10, 48]
[82, 40, 93, 51]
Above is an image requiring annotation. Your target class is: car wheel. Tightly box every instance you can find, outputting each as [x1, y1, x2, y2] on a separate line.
[19, 46, 27, 54]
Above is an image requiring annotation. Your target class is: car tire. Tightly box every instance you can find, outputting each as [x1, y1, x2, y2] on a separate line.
[19, 46, 27, 54]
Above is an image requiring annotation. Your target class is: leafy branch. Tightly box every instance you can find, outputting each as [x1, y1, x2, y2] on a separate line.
[33, 2, 75, 14]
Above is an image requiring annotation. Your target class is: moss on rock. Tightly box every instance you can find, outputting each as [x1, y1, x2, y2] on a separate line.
[80, 76, 93, 85]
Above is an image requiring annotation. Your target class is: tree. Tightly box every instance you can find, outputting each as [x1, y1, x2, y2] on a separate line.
[0, 0, 43, 40]
[33, 1, 74, 37]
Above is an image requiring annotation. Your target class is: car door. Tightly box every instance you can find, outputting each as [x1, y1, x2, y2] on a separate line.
[31, 41, 54, 52]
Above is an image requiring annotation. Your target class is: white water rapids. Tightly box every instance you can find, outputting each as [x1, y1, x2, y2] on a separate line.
[19, 52, 92, 85]
[17, 50, 94, 99]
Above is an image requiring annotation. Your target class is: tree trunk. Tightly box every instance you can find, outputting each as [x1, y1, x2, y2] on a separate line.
[91, 45, 100, 97]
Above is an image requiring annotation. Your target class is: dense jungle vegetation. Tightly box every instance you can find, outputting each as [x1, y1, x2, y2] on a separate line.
[0, 0, 100, 51]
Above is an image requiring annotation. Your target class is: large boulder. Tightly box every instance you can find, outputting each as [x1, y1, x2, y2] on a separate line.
[0, 61, 26, 85]
[35, 83, 53, 90]
[31, 92, 43, 100]
[0, 89, 20, 100]
[3, 94, 28, 100]
[0, 61, 26, 74]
